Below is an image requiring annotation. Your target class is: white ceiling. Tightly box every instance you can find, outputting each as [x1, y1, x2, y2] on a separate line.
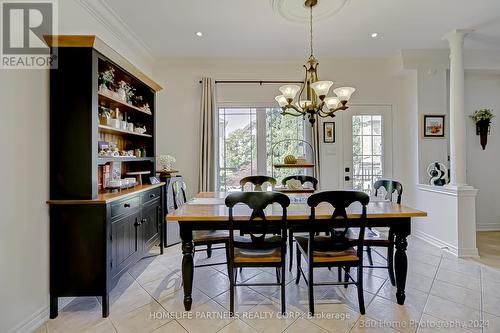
[104, 0, 500, 60]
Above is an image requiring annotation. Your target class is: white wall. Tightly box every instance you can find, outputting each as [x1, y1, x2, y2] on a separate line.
[465, 72, 500, 230]
[155, 58, 409, 198]
[0, 1, 154, 332]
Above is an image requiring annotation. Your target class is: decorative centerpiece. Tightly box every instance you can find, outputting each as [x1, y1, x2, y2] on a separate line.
[157, 154, 177, 174]
[283, 154, 297, 164]
[286, 179, 303, 190]
[470, 108, 494, 150]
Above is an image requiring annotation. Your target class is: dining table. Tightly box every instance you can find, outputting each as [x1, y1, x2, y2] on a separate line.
[166, 191, 427, 311]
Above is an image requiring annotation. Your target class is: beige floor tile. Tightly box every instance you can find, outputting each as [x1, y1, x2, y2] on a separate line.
[109, 283, 155, 315]
[429, 279, 481, 310]
[439, 258, 481, 278]
[481, 278, 500, 299]
[241, 302, 298, 333]
[435, 268, 481, 291]
[483, 312, 500, 333]
[366, 296, 422, 333]
[153, 320, 188, 333]
[110, 301, 170, 333]
[159, 288, 211, 313]
[481, 265, 500, 282]
[33, 323, 48, 333]
[409, 252, 442, 267]
[404, 272, 434, 294]
[376, 281, 428, 316]
[423, 295, 480, 333]
[176, 300, 234, 333]
[195, 271, 231, 298]
[140, 272, 183, 301]
[47, 297, 110, 333]
[213, 286, 268, 313]
[282, 317, 328, 333]
[306, 303, 359, 333]
[217, 319, 259, 333]
[417, 313, 476, 332]
[349, 315, 402, 333]
[482, 292, 500, 316]
[319, 285, 375, 313]
[407, 261, 438, 279]
[131, 260, 174, 286]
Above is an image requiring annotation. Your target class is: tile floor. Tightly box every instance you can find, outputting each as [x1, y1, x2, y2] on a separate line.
[35, 237, 500, 333]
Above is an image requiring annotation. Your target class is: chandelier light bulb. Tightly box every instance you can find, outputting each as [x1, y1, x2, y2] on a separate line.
[298, 100, 312, 109]
[333, 87, 356, 102]
[311, 81, 333, 99]
[275, 95, 288, 107]
[279, 85, 301, 101]
[324, 96, 340, 110]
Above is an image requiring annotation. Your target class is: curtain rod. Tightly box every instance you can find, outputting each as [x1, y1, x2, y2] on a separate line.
[198, 80, 303, 85]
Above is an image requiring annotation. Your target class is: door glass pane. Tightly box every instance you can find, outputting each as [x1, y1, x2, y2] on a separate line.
[218, 108, 257, 192]
[352, 114, 384, 193]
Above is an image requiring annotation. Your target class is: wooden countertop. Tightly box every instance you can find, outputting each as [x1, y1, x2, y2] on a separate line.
[47, 183, 165, 205]
[167, 191, 428, 222]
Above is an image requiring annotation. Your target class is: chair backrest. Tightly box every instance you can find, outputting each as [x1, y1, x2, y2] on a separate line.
[307, 191, 370, 258]
[282, 175, 318, 190]
[373, 179, 403, 204]
[239, 176, 277, 191]
[225, 191, 290, 250]
[171, 179, 187, 209]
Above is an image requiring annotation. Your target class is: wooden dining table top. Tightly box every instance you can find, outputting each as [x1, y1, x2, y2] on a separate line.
[166, 191, 427, 222]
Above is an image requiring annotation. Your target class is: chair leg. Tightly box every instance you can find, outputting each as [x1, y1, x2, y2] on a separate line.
[344, 267, 350, 288]
[337, 267, 342, 282]
[357, 265, 365, 315]
[295, 243, 301, 284]
[229, 267, 235, 316]
[225, 244, 231, 279]
[289, 232, 293, 272]
[281, 264, 286, 315]
[366, 246, 373, 266]
[308, 264, 314, 315]
[276, 267, 280, 284]
[388, 243, 396, 286]
[206, 244, 212, 258]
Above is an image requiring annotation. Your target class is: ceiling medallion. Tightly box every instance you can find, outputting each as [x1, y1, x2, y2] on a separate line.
[270, 0, 350, 23]
[274, 0, 355, 125]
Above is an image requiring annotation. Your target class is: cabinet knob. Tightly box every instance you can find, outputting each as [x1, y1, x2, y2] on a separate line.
[134, 220, 141, 227]
[124, 203, 131, 208]
[142, 218, 147, 223]
[149, 194, 155, 198]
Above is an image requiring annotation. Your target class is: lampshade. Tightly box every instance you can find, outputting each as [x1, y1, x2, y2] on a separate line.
[298, 100, 312, 109]
[275, 95, 288, 107]
[311, 80, 333, 99]
[333, 87, 356, 102]
[279, 85, 301, 101]
[324, 96, 340, 110]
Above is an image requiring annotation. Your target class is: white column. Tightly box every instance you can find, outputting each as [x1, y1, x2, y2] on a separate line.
[444, 30, 470, 187]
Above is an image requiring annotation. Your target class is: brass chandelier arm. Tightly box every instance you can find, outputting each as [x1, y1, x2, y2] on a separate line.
[318, 105, 349, 118]
[280, 105, 305, 117]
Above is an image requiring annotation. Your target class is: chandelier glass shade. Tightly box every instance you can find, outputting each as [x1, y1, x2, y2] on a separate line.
[275, 0, 355, 125]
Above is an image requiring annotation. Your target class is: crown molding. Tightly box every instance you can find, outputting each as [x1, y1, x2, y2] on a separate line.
[78, 0, 154, 64]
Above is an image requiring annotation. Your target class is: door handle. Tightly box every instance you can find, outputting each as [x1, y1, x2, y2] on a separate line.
[134, 218, 142, 227]
[142, 218, 147, 224]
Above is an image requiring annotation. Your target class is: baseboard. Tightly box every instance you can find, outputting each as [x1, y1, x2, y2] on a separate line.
[8, 305, 49, 333]
[477, 223, 500, 231]
[412, 229, 458, 256]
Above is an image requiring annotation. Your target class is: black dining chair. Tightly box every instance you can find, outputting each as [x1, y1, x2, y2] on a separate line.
[282, 175, 319, 271]
[225, 191, 290, 315]
[281, 175, 318, 190]
[240, 176, 277, 191]
[348, 179, 402, 286]
[171, 179, 229, 270]
[295, 190, 369, 315]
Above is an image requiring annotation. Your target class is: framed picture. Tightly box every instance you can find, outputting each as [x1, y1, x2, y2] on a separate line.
[323, 122, 335, 143]
[423, 115, 445, 137]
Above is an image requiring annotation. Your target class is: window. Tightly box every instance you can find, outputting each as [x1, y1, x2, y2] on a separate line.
[217, 107, 306, 192]
[352, 115, 383, 193]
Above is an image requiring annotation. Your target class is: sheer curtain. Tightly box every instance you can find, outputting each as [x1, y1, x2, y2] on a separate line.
[198, 78, 215, 192]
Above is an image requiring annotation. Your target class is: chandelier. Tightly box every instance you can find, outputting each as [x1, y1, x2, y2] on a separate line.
[275, 0, 355, 125]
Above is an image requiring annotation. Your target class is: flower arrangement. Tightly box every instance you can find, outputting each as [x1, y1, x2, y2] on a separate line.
[98, 68, 115, 89]
[157, 154, 176, 172]
[117, 81, 136, 103]
[470, 109, 494, 123]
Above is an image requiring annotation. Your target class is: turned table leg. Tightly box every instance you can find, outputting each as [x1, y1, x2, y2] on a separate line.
[393, 221, 410, 305]
[180, 223, 194, 311]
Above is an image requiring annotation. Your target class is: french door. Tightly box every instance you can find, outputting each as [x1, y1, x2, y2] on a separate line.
[342, 105, 393, 193]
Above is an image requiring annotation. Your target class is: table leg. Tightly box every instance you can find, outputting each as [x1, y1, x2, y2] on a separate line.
[393, 222, 410, 305]
[180, 223, 194, 311]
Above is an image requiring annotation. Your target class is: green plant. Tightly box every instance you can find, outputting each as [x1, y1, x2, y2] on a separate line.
[470, 109, 494, 123]
[98, 68, 115, 88]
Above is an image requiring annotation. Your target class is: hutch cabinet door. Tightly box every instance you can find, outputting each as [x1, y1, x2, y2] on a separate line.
[110, 210, 141, 277]
[141, 198, 162, 252]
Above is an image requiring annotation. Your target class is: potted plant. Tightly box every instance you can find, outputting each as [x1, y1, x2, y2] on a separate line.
[470, 108, 494, 150]
[98, 68, 115, 92]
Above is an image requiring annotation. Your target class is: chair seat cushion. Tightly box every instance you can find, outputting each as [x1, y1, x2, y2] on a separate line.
[346, 228, 391, 245]
[193, 230, 229, 244]
[295, 236, 360, 263]
[233, 247, 282, 263]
